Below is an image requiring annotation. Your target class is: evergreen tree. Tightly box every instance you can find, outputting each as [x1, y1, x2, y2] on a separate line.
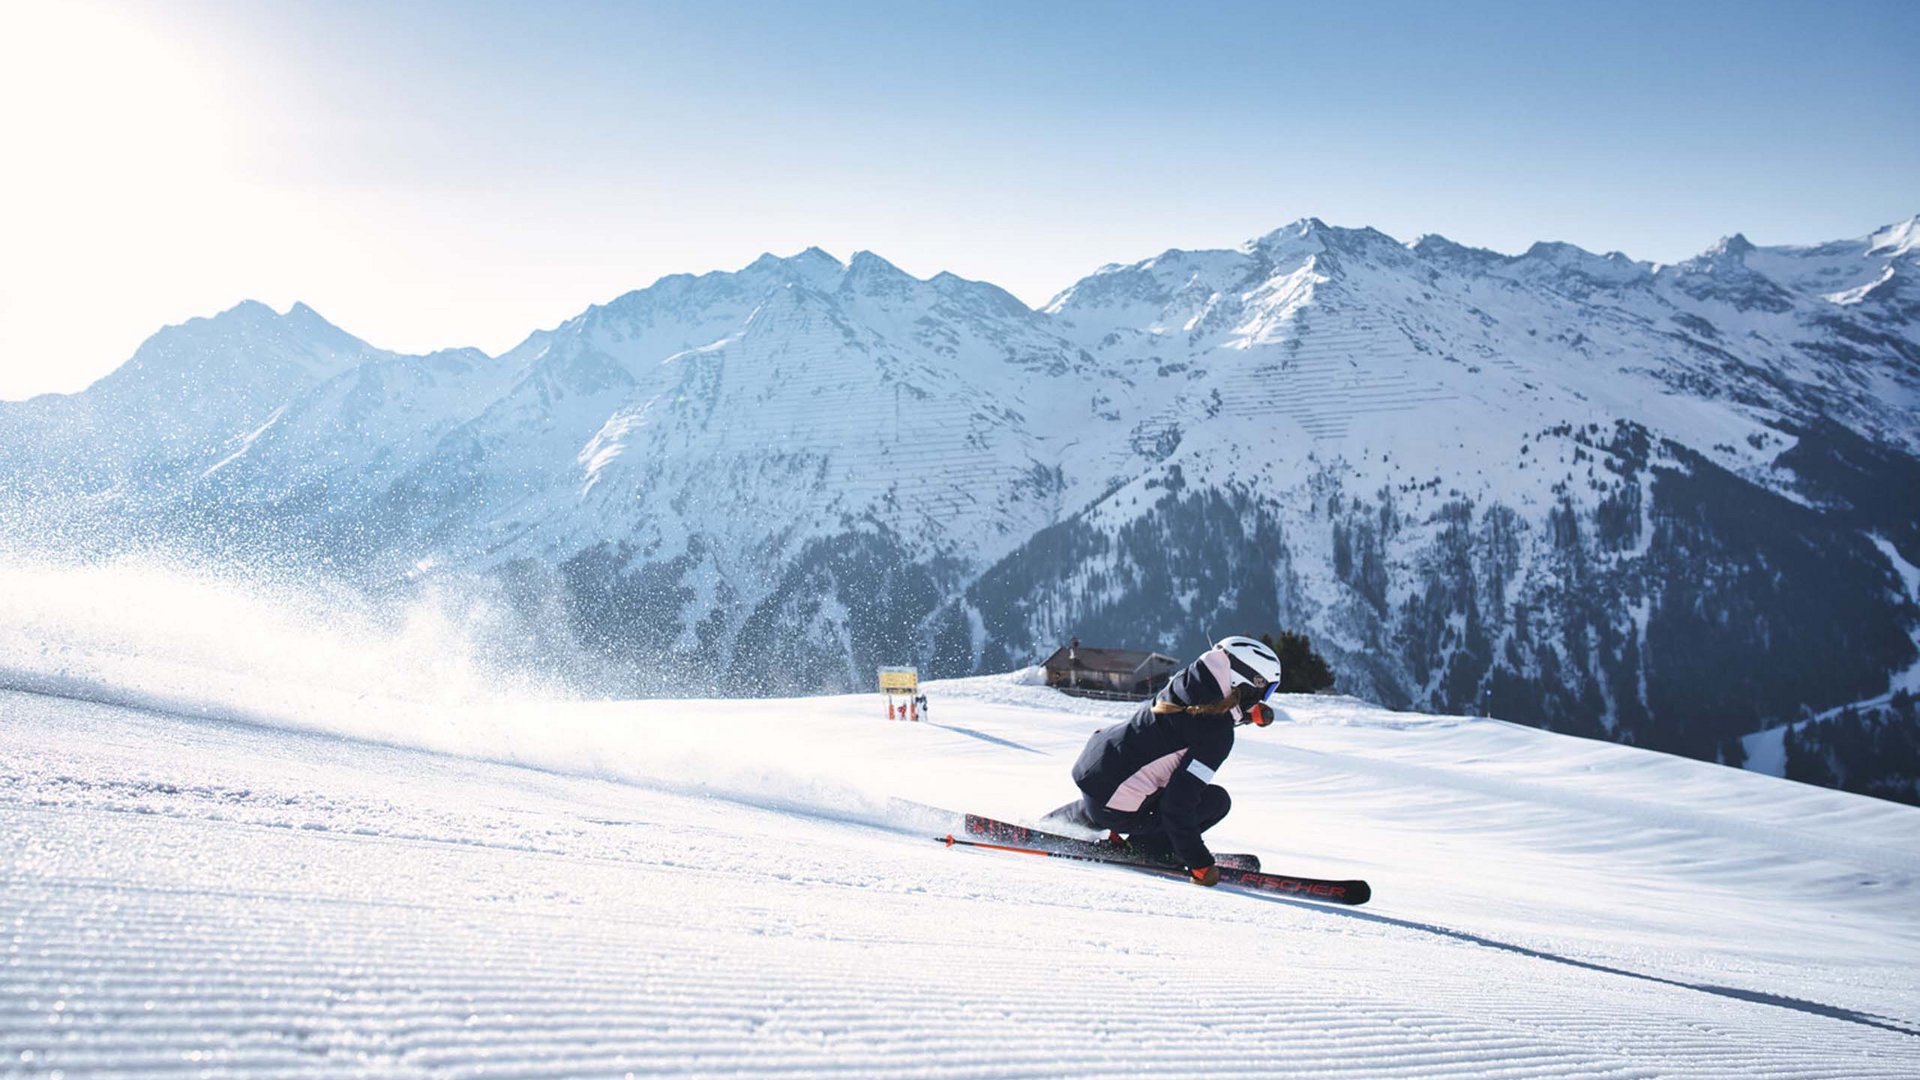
[1262, 630, 1336, 694]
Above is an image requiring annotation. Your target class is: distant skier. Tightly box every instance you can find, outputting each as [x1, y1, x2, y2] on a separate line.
[1046, 636, 1287, 886]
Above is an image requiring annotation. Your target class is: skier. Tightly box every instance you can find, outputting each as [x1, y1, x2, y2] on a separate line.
[1046, 636, 1286, 886]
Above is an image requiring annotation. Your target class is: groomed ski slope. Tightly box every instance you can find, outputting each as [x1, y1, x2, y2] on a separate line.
[4, 671, 1919, 1078]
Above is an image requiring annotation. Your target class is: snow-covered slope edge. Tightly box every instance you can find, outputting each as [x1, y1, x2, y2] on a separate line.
[4, 660, 1919, 1077]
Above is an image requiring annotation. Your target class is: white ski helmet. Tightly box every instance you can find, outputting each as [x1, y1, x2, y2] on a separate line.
[1214, 635, 1282, 688]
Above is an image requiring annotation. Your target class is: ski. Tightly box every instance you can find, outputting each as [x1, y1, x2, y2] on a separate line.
[947, 814, 1370, 906]
[1210, 866, 1370, 905]
[937, 829, 1371, 906]
[963, 813, 1262, 871]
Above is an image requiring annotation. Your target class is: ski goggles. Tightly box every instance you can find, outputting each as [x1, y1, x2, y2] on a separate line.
[1237, 680, 1280, 725]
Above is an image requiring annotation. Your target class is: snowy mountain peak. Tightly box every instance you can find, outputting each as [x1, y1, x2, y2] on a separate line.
[1246, 217, 1405, 264]
[843, 250, 914, 296]
[846, 249, 899, 272]
[1408, 234, 1507, 274]
[789, 245, 847, 274]
[744, 246, 848, 290]
[1504, 240, 1650, 289]
[1408, 233, 1479, 257]
[121, 300, 372, 380]
[1520, 239, 1600, 263]
[1662, 233, 1801, 311]
[1242, 218, 1335, 268]
[1868, 215, 1920, 257]
[1283, 223, 1428, 289]
[1706, 232, 1758, 260]
[224, 298, 279, 321]
[0, 299, 388, 480]
[928, 270, 1033, 317]
[148, 298, 317, 341]
[1248, 216, 1331, 246]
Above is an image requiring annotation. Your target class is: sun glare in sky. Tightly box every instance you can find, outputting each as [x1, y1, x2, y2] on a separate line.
[0, 2, 270, 398]
[1, 0, 1915, 401]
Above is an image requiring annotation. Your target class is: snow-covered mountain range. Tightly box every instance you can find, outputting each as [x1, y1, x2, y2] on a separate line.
[4, 216, 1918, 796]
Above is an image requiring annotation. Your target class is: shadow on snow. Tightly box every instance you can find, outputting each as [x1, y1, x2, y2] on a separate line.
[1248, 891, 1920, 1039]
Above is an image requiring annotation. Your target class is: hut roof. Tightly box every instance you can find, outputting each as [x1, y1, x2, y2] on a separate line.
[1040, 645, 1178, 676]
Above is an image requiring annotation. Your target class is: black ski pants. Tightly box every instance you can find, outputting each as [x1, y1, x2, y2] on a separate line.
[1050, 784, 1232, 859]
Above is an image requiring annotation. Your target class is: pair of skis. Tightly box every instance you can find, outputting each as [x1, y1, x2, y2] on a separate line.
[938, 813, 1371, 906]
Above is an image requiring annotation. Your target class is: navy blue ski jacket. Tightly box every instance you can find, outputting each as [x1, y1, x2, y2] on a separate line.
[1070, 648, 1245, 869]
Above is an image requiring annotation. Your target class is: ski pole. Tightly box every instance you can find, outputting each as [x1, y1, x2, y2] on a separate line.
[936, 833, 1187, 874]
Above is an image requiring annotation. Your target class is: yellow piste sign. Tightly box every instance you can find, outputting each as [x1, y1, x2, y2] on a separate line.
[878, 666, 919, 692]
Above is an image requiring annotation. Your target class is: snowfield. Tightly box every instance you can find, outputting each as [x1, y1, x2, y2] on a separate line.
[5, 663, 1919, 1077]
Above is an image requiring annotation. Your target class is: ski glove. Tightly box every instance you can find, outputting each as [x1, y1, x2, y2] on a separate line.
[1190, 864, 1220, 887]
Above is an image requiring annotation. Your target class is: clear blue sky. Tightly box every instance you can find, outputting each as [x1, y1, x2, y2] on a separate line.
[2, 0, 1915, 397]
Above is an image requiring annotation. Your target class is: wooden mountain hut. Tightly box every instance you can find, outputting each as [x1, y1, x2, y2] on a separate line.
[1040, 638, 1179, 701]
